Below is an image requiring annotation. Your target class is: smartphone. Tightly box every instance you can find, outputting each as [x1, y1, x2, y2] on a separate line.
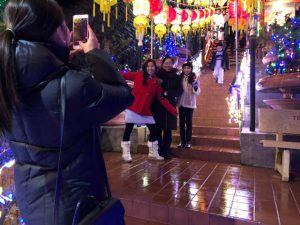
[72, 14, 88, 49]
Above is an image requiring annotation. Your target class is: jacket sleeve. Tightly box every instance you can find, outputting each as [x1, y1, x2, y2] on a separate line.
[78, 49, 134, 128]
[156, 85, 177, 116]
[120, 71, 139, 81]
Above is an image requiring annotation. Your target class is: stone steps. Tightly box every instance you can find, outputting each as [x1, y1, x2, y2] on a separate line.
[137, 144, 240, 164]
[172, 133, 240, 149]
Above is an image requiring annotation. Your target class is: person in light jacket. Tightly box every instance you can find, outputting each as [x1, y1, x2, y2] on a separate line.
[178, 61, 201, 148]
[0, 0, 133, 224]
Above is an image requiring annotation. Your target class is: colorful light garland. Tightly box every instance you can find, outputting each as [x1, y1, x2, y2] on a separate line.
[227, 50, 250, 125]
[265, 17, 300, 75]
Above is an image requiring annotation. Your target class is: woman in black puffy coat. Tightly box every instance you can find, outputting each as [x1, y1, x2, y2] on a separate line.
[0, 0, 133, 224]
[151, 56, 183, 159]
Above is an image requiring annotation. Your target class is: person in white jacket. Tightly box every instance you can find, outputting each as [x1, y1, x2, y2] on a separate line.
[177, 61, 201, 148]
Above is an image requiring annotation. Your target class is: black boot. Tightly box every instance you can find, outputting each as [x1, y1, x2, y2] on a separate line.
[163, 148, 173, 160]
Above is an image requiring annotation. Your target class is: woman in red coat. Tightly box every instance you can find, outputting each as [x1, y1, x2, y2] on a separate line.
[121, 59, 177, 162]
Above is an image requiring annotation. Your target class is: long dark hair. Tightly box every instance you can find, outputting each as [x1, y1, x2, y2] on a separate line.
[0, 0, 64, 135]
[142, 59, 157, 86]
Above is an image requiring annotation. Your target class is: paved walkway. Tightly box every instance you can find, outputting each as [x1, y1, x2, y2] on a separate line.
[105, 152, 300, 225]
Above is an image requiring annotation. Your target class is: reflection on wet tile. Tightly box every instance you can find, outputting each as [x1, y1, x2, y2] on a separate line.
[230, 208, 253, 220]
[104, 153, 300, 225]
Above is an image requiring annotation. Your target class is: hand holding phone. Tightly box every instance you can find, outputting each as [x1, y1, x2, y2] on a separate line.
[73, 14, 88, 49]
[78, 25, 100, 53]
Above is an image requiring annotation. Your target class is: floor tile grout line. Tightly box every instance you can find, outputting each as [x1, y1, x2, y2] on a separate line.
[271, 181, 282, 225]
[141, 160, 200, 195]
[289, 183, 300, 216]
[166, 161, 209, 202]
[152, 161, 208, 199]
[207, 165, 231, 212]
[184, 163, 220, 208]
[107, 155, 147, 172]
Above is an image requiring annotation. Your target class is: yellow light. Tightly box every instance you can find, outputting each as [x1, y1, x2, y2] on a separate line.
[133, 0, 150, 17]
[171, 24, 181, 36]
[171, 8, 182, 36]
[155, 24, 167, 40]
[132, 0, 150, 46]
[134, 16, 149, 46]
[94, 0, 117, 27]
[182, 24, 191, 37]
[187, 0, 194, 4]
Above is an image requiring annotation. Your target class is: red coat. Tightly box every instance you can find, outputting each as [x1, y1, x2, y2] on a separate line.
[121, 71, 177, 116]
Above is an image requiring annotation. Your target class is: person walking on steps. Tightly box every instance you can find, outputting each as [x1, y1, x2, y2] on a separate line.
[121, 59, 177, 163]
[152, 56, 183, 160]
[210, 42, 230, 86]
[177, 61, 200, 149]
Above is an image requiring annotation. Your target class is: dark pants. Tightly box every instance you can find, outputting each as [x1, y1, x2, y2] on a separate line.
[123, 123, 156, 142]
[179, 106, 194, 144]
[156, 128, 172, 151]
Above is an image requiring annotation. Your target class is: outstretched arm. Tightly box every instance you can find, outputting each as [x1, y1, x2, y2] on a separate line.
[120, 71, 141, 81]
[155, 85, 177, 116]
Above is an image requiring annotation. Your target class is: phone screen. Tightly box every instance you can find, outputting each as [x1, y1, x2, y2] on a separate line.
[73, 16, 88, 46]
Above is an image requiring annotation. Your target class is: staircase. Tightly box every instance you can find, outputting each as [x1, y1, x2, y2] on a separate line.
[206, 40, 244, 68]
[169, 65, 242, 164]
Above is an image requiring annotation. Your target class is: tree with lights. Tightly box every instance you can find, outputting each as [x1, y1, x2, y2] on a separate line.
[265, 16, 300, 75]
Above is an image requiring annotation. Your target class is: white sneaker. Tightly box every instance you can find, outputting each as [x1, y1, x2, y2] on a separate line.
[121, 141, 132, 163]
[148, 141, 164, 161]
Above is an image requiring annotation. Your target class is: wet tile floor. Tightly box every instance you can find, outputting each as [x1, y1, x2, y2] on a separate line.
[105, 153, 300, 225]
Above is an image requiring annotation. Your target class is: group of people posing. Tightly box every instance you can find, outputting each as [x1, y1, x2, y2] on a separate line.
[120, 57, 200, 162]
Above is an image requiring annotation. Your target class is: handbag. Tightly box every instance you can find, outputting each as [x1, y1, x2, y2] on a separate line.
[54, 71, 125, 225]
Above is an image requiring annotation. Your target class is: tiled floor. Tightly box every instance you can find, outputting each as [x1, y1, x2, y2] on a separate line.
[105, 152, 300, 225]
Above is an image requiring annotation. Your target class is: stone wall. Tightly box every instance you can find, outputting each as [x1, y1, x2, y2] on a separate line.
[241, 61, 300, 171]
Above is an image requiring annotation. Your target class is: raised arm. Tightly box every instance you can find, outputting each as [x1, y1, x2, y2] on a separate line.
[120, 71, 141, 81]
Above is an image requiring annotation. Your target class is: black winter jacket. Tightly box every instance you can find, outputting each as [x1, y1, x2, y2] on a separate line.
[151, 68, 183, 130]
[6, 40, 133, 225]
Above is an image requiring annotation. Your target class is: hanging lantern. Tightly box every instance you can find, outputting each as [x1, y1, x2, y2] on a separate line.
[194, 0, 201, 7]
[93, 0, 117, 27]
[171, 8, 182, 36]
[150, 0, 163, 18]
[217, 0, 227, 6]
[168, 6, 177, 24]
[199, 9, 205, 19]
[133, 0, 150, 46]
[154, 24, 167, 40]
[191, 10, 197, 22]
[210, 8, 215, 17]
[187, 0, 194, 5]
[181, 10, 189, 23]
[154, 9, 167, 40]
[123, 0, 132, 21]
[191, 10, 200, 33]
[182, 10, 191, 38]
[204, 9, 210, 19]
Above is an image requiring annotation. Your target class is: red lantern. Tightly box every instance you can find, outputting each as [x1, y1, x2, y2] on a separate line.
[168, 6, 177, 23]
[204, 9, 209, 18]
[199, 9, 204, 19]
[181, 10, 188, 23]
[210, 9, 214, 17]
[191, 10, 197, 21]
[150, 0, 163, 18]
